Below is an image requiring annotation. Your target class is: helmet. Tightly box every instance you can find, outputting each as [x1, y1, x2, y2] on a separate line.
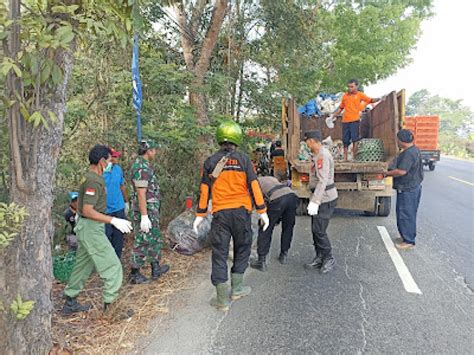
[69, 192, 79, 201]
[216, 121, 243, 146]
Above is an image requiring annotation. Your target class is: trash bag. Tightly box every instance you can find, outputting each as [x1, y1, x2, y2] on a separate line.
[166, 209, 212, 255]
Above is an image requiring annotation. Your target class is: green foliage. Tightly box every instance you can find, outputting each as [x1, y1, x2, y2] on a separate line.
[0, 202, 28, 249]
[9, 295, 35, 320]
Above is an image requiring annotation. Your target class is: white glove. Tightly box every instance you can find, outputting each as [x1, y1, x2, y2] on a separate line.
[259, 212, 270, 231]
[111, 217, 133, 234]
[193, 216, 204, 234]
[124, 202, 130, 216]
[307, 202, 320, 216]
[140, 215, 152, 233]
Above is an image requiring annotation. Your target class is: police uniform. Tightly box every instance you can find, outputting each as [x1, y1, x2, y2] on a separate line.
[308, 145, 338, 262]
[64, 172, 123, 304]
[130, 156, 163, 269]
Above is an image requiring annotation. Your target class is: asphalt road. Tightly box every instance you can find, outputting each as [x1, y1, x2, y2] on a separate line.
[140, 157, 473, 354]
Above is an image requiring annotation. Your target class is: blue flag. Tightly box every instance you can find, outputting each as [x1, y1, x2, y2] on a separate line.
[132, 33, 143, 142]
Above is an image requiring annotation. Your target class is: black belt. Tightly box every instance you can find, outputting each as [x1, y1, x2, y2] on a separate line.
[311, 183, 335, 193]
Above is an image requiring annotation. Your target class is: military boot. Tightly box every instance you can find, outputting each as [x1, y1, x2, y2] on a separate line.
[129, 268, 150, 284]
[210, 283, 230, 311]
[230, 273, 251, 300]
[151, 261, 170, 280]
[304, 254, 323, 270]
[250, 255, 267, 272]
[61, 296, 91, 315]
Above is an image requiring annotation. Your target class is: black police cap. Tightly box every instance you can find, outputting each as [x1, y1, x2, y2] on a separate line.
[304, 130, 322, 142]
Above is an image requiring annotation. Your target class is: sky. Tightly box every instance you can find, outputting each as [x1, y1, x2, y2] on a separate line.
[366, 0, 473, 109]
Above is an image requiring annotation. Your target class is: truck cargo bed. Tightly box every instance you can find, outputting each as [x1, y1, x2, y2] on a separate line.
[290, 159, 388, 174]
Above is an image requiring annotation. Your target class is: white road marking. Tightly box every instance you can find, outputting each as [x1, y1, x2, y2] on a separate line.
[448, 176, 474, 187]
[377, 226, 423, 295]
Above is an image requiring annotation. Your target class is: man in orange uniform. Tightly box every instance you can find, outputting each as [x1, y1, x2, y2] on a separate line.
[193, 121, 270, 311]
[330, 79, 380, 160]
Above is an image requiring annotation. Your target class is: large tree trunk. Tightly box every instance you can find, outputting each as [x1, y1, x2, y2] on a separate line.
[0, 22, 75, 355]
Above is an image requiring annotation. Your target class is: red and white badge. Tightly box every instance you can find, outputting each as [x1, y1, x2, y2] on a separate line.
[317, 159, 324, 170]
[85, 188, 96, 196]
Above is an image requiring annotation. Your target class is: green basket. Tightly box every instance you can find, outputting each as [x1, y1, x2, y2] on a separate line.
[53, 251, 76, 283]
[356, 139, 385, 162]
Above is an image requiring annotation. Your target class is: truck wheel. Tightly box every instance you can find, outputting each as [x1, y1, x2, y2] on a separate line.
[377, 197, 391, 217]
[429, 162, 436, 171]
[296, 199, 308, 216]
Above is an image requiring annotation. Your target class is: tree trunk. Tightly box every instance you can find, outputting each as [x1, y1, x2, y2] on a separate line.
[0, 45, 75, 354]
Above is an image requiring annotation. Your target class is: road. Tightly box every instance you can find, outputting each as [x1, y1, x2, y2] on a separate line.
[140, 157, 473, 354]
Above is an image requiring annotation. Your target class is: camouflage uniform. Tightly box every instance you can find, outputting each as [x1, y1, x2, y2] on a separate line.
[130, 156, 163, 269]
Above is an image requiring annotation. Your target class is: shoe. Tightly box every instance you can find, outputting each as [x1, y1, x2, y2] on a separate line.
[230, 273, 251, 301]
[304, 255, 323, 270]
[61, 296, 91, 315]
[278, 252, 288, 264]
[129, 268, 150, 284]
[320, 257, 336, 274]
[394, 237, 404, 243]
[210, 283, 230, 311]
[151, 261, 170, 280]
[250, 255, 267, 272]
[396, 242, 415, 250]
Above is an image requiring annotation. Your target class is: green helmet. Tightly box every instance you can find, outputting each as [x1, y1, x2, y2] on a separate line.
[216, 121, 243, 146]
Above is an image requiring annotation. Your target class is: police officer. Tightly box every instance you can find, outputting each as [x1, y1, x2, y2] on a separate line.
[251, 176, 298, 271]
[193, 121, 270, 311]
[129, 139, 170, 284]
[385, 129, 424, 250]
[303, 131, 338, 274]
[62, 145, 132, 315]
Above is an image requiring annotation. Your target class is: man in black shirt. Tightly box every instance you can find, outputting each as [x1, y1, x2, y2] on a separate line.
[64, 192, 79, 250]
[385, 129, 424, 250]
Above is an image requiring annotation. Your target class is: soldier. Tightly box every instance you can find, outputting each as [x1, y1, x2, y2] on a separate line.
[193, 121, 270, 311]
[303, 131, 338, 274]
[62, 145, 132, 315]
[129, 139, 170, 284]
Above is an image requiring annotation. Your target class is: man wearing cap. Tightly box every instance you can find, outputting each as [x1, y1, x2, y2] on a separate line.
[129, 139, 170, 284]
[64, 192, 79, 250]
[303, 131, 338, 274]
[385, 129, 424, 250]
[104, 148, 129, 259]
[62, 145, 132, 315]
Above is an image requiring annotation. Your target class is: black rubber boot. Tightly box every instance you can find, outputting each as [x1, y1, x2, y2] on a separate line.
[278, 252, 288, 265]
[304, 254, 323, 270]
[250, 255, 267, 272]
[320, 257, 336, 274]
[129, 268, 150, 284]
[61, 296, 91, 315]
[151, 261, 170, 280]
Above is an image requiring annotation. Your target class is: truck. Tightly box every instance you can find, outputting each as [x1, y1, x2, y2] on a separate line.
[403, 115, 440, 171]
[281, 90, 406, 217]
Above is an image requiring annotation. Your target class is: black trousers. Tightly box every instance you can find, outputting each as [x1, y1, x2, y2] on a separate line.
[311, 199, 337, 259]
[257, 193, 298, 257]
[210, 208, 252, 285]
[105, 208, 125, 259]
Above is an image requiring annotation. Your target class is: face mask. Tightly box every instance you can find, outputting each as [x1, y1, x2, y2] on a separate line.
[104, 162, 113, 173]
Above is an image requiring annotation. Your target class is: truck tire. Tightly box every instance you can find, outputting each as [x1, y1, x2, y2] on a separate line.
[429, 162, 436, 171]
[296, 199, 308, 216]
[377, 197, 391, 217]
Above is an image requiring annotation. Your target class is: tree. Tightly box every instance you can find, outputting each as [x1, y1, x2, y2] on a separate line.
[0, 1, 134, 353]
